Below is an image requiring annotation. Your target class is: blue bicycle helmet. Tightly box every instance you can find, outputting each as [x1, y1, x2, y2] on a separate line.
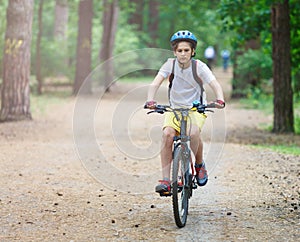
[170, 30, 197, 49]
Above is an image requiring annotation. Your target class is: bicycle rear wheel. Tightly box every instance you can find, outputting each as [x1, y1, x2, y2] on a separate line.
[172, 146, 189, 228]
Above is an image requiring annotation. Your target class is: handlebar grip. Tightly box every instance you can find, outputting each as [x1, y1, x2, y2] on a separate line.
[207, 103, 216, 108]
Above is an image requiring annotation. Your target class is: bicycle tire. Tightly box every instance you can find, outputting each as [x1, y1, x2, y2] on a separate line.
[172, 146, 189, 228]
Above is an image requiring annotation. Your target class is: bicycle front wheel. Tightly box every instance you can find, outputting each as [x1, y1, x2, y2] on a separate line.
[172, 146, 189, 228]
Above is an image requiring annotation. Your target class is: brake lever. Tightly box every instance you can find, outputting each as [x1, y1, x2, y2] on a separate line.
[147, 110, 156, 114]
[147, 109, 165, 114]
[197, 107, 214, 113]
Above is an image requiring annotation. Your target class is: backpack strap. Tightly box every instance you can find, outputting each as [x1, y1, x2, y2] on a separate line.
[168, 59, 176, 102]
[168, 59, 176, 88]
[191, 59, 204, 104]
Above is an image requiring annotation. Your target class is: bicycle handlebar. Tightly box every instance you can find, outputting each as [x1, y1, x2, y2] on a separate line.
[144, 103, 216, 115]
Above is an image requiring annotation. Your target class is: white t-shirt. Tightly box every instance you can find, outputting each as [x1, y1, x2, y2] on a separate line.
[158, 58, 216, 108]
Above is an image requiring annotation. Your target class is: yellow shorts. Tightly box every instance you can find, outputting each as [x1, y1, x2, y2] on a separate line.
[163, 111, 207, 133]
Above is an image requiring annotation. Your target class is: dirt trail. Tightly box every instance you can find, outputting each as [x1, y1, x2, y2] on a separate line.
[0, 67, 299, 241]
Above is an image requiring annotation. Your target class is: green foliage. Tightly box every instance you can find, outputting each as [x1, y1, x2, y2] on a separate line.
[240, 90, 273, 111]
[31, 91, 70, 116]
[114, 12, 142, 53]
[219, 0, 300, 114]
[290, 0, 300, 75]
[31, 39, 71, 78]
[295, 115, 300, 135]
[235, 49, 273, 90]
[0, 0, 233, 82]
[31, 0, 83, 81]
[218, 0, 271, 47]
[290, 0, 300, 98]
[91, 12, 102, 69]
[65, 2, 79, 80]
[294, 100, 300, 134]
[292, 70, 300, 98]
[119, 76, 152, 83]
[31, 2, 72, 78]
[232, 48, 273, 98]
[1, 0, 298, 84]
[219, 0, 300, 91]
[0, 0, 8, 76]
[240, 92, 300, 135]
[158, 0, 231, 55]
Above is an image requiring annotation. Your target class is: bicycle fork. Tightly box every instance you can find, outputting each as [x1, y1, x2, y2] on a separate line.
[173, 139, 197, 197]
[185, 141, 198, 197]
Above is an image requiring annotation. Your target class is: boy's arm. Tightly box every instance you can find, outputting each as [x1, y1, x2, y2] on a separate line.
[208, 79, 225, 108]
[146, 74, 165, 108]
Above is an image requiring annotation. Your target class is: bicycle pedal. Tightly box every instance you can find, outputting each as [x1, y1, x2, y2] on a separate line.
[159, 191, 172, 197]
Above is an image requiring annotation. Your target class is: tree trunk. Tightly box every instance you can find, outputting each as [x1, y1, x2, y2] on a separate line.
[148, 0, 159, 47]
[271, 0, 294, 133]
[36, 0, 44, 95]
[54, 0, 69, 72]
[54, 0, 68, 40]
[0, 0, 34, 122]
[73, 0, 93, 95]
[128, 0, 143, 31]
[99, 0, 119, 92]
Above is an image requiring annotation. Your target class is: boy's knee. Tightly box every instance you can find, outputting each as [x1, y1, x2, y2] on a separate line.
[190, 127, 200, 139]
[162, 127, 176, 143]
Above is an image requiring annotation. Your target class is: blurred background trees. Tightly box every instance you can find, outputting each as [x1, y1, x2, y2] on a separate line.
[0, 0, 299, 133]
[219, 0, 298, 133]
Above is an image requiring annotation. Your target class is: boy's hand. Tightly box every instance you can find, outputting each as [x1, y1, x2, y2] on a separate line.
[214, 99, 225, 109]
[144, 100, 157, 109]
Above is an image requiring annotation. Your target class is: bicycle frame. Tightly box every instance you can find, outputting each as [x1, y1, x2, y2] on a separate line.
[173, 109, 196, 189]
[145, 103, 215, 228]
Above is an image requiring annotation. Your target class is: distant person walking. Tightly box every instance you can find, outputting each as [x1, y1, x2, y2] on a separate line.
[221, 49, 230, 72]
[204, 46, 215, 70]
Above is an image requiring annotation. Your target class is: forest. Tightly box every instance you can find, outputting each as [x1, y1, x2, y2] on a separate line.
[0, 0, 299, 133]
[1, 1, 300, 240]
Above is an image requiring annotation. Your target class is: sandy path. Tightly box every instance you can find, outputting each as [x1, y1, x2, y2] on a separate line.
[0, 68, 299, 241]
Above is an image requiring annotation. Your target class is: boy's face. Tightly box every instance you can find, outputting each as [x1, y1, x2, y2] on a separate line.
[174, 41, 194, 65]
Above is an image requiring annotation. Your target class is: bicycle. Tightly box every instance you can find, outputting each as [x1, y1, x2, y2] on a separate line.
[145, 101, 215, 228]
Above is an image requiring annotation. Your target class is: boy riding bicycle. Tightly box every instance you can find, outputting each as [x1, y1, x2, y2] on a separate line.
[145, 30, 225, 196]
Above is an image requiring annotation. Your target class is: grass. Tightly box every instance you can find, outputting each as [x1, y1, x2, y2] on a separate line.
[239, 91, 300, 155]
[239, 92, 273, 112]
[30, 90, 72, 116]
[30, 76, 150, 116]
[118, 76, 152, 83]
[240, 92, 300, 134]
[253, 144, 300, 156]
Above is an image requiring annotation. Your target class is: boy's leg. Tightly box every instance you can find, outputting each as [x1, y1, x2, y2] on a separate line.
[160, 127, 176, 180]
[190, 124, 208, 186]
[155, 126, 176, 194]
[190, 125, 203, 164]
[190, 112, 206, 164]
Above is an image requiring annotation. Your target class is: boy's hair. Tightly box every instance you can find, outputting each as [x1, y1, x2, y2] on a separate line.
[171, 41, 195, 51]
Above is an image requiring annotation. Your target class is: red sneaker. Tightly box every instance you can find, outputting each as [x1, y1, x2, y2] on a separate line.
[155, 180, 171, 196]
[195, 162, 208, 186]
